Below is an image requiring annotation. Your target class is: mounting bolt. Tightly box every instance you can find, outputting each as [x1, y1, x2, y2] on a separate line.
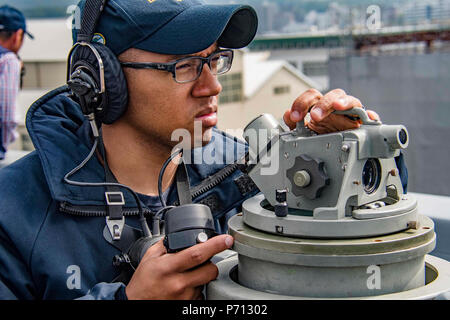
[276, 189, 287, 202]
[275, 189, 288, 217]
[341, 144, 350, 152]
[408, 221, 420, 230]
[389, 169, 398, 176]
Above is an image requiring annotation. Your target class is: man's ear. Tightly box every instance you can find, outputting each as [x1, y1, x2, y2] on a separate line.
[12, 29, 24, 53]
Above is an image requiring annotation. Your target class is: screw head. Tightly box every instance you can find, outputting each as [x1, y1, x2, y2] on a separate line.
[196, 232, 208, 244]
[341, 144, 350, 152]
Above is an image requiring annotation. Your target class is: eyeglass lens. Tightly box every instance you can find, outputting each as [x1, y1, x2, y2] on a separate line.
[174, 51, 232, 83]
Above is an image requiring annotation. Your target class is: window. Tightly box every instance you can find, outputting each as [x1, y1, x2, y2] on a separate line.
[273, 85, 290, 95]
[219, 72, 243, 104]
[302, 61, 328, 77]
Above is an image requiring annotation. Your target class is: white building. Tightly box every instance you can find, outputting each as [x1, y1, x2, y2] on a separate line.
[217, 50, 319, 135]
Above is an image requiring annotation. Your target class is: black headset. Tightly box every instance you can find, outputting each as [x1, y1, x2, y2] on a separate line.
[67, 0, 128, 126]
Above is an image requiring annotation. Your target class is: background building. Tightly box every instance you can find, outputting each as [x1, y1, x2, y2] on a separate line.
[10, 18, 72, 151]
[329, 49, 450, 196]
[217, 50, 318, 134]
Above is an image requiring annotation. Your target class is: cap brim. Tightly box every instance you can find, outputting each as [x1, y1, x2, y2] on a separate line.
[133, 4, 258, 55]
[25, 30, 34, 39]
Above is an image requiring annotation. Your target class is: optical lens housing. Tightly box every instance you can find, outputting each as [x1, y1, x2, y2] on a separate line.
[362, 158, 382, 194]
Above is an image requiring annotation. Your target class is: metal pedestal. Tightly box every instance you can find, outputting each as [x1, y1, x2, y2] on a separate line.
[207, 213, 450, 299]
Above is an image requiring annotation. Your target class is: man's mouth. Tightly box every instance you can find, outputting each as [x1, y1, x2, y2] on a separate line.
[195, 109, 217, 127]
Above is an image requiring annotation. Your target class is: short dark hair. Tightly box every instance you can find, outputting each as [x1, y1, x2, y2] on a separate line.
[0, 30, 14, 41]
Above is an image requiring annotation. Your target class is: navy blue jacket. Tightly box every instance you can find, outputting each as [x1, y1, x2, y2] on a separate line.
[0, 86, 259, 299]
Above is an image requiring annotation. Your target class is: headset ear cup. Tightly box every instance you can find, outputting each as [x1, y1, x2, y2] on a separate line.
[69, 43, 128, 124]
[93, 44, 128, 124]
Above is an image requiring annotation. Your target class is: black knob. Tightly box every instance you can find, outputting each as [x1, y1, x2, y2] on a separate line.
[275, 203, 288, 217]
[286, 155, 330, 200]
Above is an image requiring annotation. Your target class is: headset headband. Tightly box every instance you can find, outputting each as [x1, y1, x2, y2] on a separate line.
[77, 0, 107, 43]
[67, 0, 128, 126]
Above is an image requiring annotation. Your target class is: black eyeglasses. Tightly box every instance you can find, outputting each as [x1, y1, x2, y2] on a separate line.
[120, 49, 234, 83]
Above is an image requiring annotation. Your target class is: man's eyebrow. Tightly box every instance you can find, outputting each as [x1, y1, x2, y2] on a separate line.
[165, 54, 189, 61]
[165, 47, 222, 61]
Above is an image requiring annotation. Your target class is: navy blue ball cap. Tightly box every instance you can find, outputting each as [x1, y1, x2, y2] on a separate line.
[0, 5, 34, 39]
[73, 0, 258, 56]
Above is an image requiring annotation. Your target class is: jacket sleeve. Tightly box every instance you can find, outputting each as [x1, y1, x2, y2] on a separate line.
[0, 228, 37, 299]
[0, 231, 127, 300]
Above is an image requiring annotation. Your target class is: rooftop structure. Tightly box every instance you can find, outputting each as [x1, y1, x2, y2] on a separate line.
[249, 24, 450, 51]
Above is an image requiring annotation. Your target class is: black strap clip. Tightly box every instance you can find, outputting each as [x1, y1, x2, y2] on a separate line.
[105, 191, 125, 240]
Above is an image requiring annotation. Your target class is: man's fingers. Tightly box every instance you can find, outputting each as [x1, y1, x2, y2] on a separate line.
[307, 114, 360, 133]
[192, 286, 205, 300]
[311, 92, 365, 123]
[283, 110, 296, 129]
[310, 88, 346, 122]
[184, 261, 219, 288]
[367, 110, 380, 121]
[141, 239, 167, 261]
[290, 88, 323, 123]
[171, 234, 233, 272]
[331, 95, 363, 111]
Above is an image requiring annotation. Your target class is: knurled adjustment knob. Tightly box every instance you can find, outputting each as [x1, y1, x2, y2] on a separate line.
[286, 155, 330, 200]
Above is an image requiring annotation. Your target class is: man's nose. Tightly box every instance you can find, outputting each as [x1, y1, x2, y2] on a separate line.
[192, 63, 222, 97]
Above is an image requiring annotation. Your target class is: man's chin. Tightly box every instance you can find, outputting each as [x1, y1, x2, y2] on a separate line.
[202, 126, 213, 144]
[192, 126, 213, 148]
[170, 126, 214, 151]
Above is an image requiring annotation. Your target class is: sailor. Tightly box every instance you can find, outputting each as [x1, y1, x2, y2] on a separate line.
[0, 5, 33, 162]
[0, 0, 397, 300]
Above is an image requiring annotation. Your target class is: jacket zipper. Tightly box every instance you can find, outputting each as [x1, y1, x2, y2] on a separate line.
[59, 162, 244, 217]
[59, 201, 153, 217]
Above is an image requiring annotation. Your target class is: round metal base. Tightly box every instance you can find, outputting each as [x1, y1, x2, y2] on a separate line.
[206, 254, 450, 300]
[243, 194, 418, 238]
[225, 214, 436, 298]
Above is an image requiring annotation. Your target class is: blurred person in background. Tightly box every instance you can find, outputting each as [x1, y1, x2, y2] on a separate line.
[0, 5, 33, 161]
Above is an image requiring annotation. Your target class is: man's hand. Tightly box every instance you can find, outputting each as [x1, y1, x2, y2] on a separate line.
[283, 88, 380, 134]
[125, 234, 234, 300]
